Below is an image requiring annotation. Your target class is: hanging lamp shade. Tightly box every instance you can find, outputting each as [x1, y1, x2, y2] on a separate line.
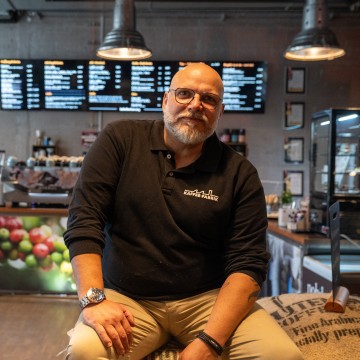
[284, 0, 345, 61]
[97, 0, 152, 61]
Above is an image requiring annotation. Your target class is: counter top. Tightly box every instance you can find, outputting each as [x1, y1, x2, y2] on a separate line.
[268, 219, 360, 255]
[268, 220, 326, 245]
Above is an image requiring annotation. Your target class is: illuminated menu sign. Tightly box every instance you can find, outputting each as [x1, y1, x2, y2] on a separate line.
[88, 60, 130, 111]
[44, 60, 87, 110]
[220, 62, 266, 111]
[0, 59, 267, 113]
[0, 60, 27, 110]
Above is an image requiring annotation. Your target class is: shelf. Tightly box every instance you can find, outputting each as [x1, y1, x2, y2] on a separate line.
[335, 154, 358, 157]
[224, 142, 247, 146]
[32, 145, 57, 157]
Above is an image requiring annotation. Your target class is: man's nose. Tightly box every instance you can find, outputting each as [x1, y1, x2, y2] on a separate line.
[188, 94, 203, 109]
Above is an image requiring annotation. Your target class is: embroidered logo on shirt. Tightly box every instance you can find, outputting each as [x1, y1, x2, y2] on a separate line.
[183, 189, 219, 202]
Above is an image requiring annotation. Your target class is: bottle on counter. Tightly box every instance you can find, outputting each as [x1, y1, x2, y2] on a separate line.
[238, 128, 246, 143]
[220, 129, 230, 143]
[230, 129, 239, 143]
[34, 129, 43, 146]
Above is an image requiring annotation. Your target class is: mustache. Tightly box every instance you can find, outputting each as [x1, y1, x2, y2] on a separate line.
[178, 112, 207, 122]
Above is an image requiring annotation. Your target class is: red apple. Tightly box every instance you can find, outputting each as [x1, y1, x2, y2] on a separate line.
[32, 243, 50, 259]
[9, 229, 29, 244]
[5, 217, 23, 231]
[18, 251, 26, 261]
[29, 227, 47, 244]
[43, 236, 55, 253]
[0, 216, 6, 228]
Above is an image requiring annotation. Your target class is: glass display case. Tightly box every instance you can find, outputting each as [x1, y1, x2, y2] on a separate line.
[310, 108, 360, 239]
[0, 210, 76, 294]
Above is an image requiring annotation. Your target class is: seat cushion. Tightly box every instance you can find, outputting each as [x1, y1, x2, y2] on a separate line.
[257, 293, 360, 360]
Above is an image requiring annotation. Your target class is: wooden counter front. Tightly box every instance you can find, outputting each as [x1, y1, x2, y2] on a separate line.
[0, 206, 68, 217]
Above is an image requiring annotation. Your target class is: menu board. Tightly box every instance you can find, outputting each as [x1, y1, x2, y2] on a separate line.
[44, 60, 87, 110]
[0, 59, 267, 113]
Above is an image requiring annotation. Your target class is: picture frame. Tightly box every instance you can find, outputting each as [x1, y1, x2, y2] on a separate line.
[284, 137, 304, 163]
[284, 102, 305, 129]
[283, 170, 304, 196]
[286, 67, 305, 93]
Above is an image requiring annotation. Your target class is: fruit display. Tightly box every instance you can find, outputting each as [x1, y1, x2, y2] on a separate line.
[0, 214, 75, 293]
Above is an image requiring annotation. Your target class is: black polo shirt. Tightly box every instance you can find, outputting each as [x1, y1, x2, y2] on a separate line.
[65, 119, 269, 300]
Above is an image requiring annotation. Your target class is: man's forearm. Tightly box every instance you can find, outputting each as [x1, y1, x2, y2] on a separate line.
[71, 253, 104, 299]
[203, 272, 261, 347]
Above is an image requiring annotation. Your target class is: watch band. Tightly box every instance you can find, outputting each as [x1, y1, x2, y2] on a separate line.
[196, 331, 224, 356]
[79, 296, 91, 310]
[79, 288, 106, 310]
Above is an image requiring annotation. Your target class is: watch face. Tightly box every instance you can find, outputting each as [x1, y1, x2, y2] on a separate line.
[87, 288, 105, 303]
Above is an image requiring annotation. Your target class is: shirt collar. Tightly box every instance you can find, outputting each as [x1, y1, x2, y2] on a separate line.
[150, 120, 223, 173]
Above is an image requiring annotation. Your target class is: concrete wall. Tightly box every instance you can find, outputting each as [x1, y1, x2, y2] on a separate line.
[0, 7, 359, 198]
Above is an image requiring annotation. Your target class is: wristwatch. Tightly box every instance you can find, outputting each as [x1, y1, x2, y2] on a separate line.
[79, 288, 106, 310]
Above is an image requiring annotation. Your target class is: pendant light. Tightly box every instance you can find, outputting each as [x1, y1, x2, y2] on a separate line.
[284, 0, 345, 61]
[97, 0, 152, 61]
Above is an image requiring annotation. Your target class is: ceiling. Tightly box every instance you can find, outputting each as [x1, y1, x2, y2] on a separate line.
[1, 1, 359, 22]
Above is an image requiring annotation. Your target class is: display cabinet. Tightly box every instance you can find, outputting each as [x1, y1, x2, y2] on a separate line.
[310, 108, 360, 239]
[0, 208, 76, 294]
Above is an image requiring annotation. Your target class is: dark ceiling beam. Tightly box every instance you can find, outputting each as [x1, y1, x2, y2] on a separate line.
[1, 1, 358, 18]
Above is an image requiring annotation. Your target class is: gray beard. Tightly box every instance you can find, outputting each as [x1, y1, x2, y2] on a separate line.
[163, 109, 217, 145]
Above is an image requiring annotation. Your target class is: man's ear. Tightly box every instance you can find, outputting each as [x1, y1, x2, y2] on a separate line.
[162, 91, 169, 110]
[219, 103, 225, 117]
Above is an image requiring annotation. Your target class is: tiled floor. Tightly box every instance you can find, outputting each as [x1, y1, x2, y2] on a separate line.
[0, 294, 80, 360]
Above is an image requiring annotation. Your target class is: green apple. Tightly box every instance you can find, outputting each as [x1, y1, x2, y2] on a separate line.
[18, 239, 33, 254]
[40, 224, 53, 237]
[0, 241, 12, 251]
[60, 261, 73, 276]
[21, 216, 42, 231]
[25, 254, 38, 268]
[8, 248, 19, 261]
[50, 251, 63, 266]
[0, 228, 10, 241]
[53, 240, 67, 253]
[63, 249, 70, 262]
[39, 255, 53, 270]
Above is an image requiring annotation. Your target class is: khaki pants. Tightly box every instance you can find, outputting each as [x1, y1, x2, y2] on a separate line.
[66, 288, 303, 360]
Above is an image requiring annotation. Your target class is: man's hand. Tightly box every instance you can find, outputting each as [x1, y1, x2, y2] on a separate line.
[82, 299, 135, 356]
[179, 339, 220, 360]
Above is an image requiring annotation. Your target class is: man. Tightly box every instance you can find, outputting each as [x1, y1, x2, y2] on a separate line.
[64, 63, 303, 360]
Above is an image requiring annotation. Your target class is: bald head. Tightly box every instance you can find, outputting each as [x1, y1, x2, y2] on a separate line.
[170, 63, 224, 98]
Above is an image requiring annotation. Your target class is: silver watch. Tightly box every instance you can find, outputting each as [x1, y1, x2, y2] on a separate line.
[79, 288, 106, 310]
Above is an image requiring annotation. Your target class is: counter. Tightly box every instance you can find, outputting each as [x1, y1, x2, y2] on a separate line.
[267, 219, 360, 254]
[268, 220, 322, 245]
[1, 208, 358, 296]
[266, 219, 360, 297]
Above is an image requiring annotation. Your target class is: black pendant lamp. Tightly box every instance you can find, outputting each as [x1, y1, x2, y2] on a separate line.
[284, 0, 345, 61]
[97, 0, 152, 61]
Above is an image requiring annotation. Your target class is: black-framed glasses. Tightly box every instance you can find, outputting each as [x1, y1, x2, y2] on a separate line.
[169, 88, 222, 110]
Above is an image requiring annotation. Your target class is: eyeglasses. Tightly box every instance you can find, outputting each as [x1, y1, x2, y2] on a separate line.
[169, 88, 222, 110]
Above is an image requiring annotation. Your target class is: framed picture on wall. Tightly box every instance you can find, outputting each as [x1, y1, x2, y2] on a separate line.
[284, 137, 304, 163]
[286, 67, 305, 93]
[284, 102, 304, 129]
[283, 170, 304, 196]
